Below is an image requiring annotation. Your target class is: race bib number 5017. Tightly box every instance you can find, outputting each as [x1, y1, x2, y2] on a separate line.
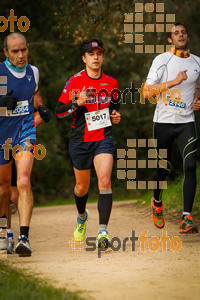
[85, 108, 112, 131]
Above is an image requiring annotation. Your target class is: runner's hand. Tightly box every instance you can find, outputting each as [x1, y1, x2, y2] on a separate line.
[193, 98, 200, 111]
[0, 90, 18, 110]
[38, 105, 51, 122]
[77, 86, 87, 106]
[110, 110, 121, 124]
[175, 70, 187, 85]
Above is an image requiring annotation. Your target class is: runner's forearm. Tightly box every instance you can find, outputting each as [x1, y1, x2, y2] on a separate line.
[55, 101, 79, 118]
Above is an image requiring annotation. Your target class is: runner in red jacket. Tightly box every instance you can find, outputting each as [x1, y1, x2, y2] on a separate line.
[56, 39, 121, 248]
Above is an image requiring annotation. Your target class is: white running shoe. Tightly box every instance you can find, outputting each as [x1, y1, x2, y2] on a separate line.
[15, 235, 32, 256]
[7, 237, 14, 254]
[0, 227, 8, 250]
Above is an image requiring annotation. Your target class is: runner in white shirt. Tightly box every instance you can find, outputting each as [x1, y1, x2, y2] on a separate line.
[145, 22, 200, 233]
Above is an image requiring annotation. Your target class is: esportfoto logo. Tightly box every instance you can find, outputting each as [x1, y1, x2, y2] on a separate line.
[124, 2, 176, 53]
[117, 139, 168, 190]
[0, 9, 30, 32]
[69, 230, 182, 258]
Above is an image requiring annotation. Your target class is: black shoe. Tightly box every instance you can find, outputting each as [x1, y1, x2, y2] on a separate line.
[15, 235, 32, 256]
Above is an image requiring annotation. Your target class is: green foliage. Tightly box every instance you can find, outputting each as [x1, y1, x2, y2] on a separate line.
[0, 260, 83, 300]
[140, 162, 200, 217]
[1, 0, 200, 204]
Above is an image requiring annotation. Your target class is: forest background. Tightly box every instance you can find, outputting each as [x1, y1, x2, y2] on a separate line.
[1, 0, 200, 204]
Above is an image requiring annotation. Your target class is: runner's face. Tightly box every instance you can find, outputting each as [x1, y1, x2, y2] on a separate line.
[168, 25, 189, 50]
[82, 48, 104, 72]
[4, 36, 28, 68]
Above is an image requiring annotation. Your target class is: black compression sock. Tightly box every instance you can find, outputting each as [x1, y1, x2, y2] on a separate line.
[98, 190, 113, 225]
[74, 191, 88, 214]
[0, 214, 6, 218]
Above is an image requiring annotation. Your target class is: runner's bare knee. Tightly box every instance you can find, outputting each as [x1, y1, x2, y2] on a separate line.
[75, 183, 89, 196]
[98, 176, 111, 190]
[17, 175, 31, 192]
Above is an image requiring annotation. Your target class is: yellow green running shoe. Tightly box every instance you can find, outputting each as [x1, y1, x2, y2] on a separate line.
[97, 229, 111, 248]
[74, 209, 89, 242]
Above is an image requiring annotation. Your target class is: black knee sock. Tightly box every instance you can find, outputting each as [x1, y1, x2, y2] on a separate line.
[98, 190, 113, 226]
[74, 191, 88, 214]
[20, 226, 29, 238]
[0, 214, 7, 219]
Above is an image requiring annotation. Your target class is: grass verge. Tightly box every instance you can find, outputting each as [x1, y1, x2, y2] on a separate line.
[34, 164, 200, 218]
[140, 163, 200, 218]
[0, 260, 83, 300]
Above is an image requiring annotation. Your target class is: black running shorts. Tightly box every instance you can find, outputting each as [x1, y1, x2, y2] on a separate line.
[69, 137, 114, 170]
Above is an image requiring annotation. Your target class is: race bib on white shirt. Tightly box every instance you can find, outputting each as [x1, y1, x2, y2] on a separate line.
[164, 96, 187, 115]
[6, 100, 29, 116]
[85, 108, 112, 131]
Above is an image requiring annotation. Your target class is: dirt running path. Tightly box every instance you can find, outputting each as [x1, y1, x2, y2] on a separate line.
[6, 201, 200, 300]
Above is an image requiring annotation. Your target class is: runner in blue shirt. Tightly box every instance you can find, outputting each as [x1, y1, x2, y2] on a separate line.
[0, 33, 50, 256]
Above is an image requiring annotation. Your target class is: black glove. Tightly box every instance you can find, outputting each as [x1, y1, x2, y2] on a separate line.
[38, 105, 51, 122]
[0, 90, 18, 110]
